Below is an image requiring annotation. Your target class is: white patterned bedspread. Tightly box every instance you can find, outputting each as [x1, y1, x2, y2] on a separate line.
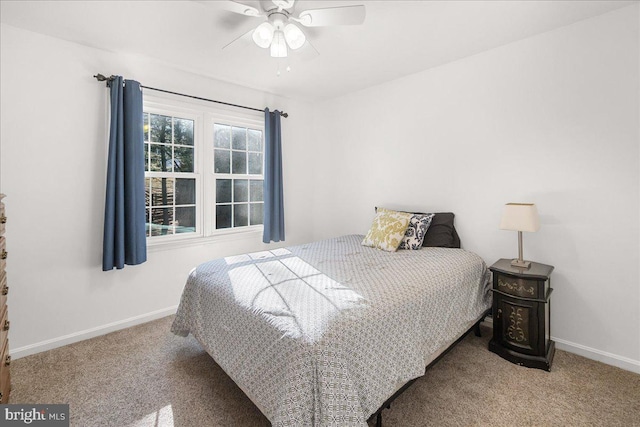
[171, 235, 491, 426]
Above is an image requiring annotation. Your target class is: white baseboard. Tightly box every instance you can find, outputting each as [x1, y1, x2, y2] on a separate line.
[480, 319, 640, 374]
[553, 338, 640, 374]
[11, 305, 178, 360]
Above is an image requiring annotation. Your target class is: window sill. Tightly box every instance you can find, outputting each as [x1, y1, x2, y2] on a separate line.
[147, 227, 263, 252]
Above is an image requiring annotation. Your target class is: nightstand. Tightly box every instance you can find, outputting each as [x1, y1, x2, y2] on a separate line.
[488, 258, 555, 371]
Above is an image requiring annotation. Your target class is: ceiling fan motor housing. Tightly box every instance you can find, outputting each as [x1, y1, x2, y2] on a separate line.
[268, 11, 289, 30]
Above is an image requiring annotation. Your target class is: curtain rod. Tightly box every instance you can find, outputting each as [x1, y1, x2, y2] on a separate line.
[93, 74, 288, 118]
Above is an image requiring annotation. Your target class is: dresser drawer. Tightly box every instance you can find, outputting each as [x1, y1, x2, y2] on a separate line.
[0, 237, 5, 272]
[0, 202, 5, 235]
[0, 272, 6, 309]
[0, 339, 10, 404]
[0, 307, 8, 349]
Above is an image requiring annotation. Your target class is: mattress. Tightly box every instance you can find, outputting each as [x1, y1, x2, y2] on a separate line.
[171, 234, 491, 426]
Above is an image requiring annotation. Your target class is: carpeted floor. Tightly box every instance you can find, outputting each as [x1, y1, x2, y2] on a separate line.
[9, 316, 640, 426]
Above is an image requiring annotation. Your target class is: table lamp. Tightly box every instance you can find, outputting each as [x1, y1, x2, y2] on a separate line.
[500, 203, 540, 268]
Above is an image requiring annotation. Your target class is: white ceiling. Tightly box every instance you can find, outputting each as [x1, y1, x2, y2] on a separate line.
[0, 0, 635, 101]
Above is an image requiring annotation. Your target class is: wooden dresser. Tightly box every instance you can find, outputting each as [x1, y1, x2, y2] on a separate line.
[0, 194, 10, 402]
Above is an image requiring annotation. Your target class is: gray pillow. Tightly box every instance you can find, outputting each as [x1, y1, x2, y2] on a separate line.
[422, 212, 460, 248]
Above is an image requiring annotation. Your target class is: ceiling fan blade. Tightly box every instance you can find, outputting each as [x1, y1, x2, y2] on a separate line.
[296, 5, 365, 27]
[215, 0, 262, 17]
[222, 28, 256, 52]
[294, 38, 320, 62]
[272, 0, 295, 9]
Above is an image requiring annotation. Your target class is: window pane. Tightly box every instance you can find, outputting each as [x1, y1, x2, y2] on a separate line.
[250, 180, 263, 202]
[248, 153, 263, 175]
[248, 129, 262, 152]
[174, 147, 194, 172]
[151, 177, 174, 207]
[143, 113, 149, 142]
[175, 206, 196, 233]
[145, 207, 151, 237]
[250, 203, 263, 225]
[216, 205, 232, 229]
[145, 177, 151, 206]
[214, 124, 230, 149]
[216, 179, 232, 203]
[234, 179, 248, 202]
[150, 114, 172, 144]
[234, 203, 248, 227]
[232, 151, 247, 174]
[232, 127, 246, 150]
[175, 178, 196, 205]
[150, 144, 172, 172]
[214, 149, 230, 174]
[174, 118, 194, 146]
[144, 142, 150, 172]
[151, 207, 174, 236]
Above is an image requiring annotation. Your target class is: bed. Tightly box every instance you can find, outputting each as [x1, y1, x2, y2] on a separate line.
[171, 234, 491, 426]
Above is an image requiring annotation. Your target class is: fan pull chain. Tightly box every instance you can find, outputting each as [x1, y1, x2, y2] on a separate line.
[276, 59, 292, 77]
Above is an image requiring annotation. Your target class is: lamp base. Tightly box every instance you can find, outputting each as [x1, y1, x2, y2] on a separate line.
[510, 258, 531, 269]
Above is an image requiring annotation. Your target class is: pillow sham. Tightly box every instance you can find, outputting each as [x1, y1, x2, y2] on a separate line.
[362, 208, 412, 252]
[422, 212, 460, 248]
[398, 213, 435, 250]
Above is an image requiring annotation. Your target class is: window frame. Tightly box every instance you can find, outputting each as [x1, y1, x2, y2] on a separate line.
[143, 94, 265, 249]
[209, 116, 265, 236]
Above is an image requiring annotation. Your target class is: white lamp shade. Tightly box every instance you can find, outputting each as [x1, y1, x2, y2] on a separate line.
[252, 22, 274, 49]
[500, 203, 540, 232]
[283, 23, 306, 50]
[270, 30, 288, 57]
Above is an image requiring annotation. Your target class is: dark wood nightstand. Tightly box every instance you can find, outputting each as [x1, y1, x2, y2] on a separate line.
[488, 259, 555, 371]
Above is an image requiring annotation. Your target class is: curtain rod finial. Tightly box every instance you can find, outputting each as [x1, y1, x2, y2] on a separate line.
[281, 112, 288, 118]
[94, 74, 116, 86]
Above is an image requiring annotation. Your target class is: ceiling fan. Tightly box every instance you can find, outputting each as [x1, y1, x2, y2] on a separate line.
[218, 0, 366, 58]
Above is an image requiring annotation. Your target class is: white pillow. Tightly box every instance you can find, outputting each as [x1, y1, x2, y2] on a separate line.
[399, 213, 435, 250]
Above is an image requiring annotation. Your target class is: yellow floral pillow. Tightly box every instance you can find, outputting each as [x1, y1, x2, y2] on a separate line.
[362, 208, 412, 252]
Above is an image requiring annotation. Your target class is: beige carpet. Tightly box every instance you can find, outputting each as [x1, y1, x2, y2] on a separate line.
[9, 316, 640, 426]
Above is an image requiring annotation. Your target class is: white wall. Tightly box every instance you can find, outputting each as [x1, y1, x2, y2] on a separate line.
[312, 6, 640, 372]
[2, 5, 639, 374]
[0, 24, 316, 357]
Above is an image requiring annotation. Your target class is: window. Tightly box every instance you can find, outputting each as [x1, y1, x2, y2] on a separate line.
[143, 96, 264, 245]
[144, 112, 198, 237]
[213, 124, 264, 230]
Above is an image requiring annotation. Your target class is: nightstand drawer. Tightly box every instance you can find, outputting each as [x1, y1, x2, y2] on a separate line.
[496, 276, 538, 298]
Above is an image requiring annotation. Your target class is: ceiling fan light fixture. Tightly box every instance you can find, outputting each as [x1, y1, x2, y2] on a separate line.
[252, 22, 275, 49]
[283, 23, 305, 49]
[270, 30, 288, 57]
